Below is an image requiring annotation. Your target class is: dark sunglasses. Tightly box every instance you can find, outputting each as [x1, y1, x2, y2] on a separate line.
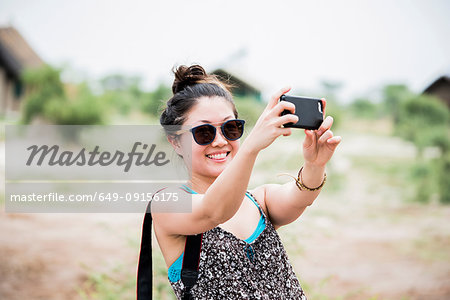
[178, 119, 245, 145]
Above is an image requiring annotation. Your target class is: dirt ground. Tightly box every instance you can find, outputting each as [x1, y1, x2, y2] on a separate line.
[1, 131, 449, 300]
[285, 167, 450, 299]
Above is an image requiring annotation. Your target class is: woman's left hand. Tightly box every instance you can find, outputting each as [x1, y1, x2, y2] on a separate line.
[302, 99, 341, 167]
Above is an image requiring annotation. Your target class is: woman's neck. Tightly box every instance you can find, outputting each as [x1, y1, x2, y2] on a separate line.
[188, 174, 216, 194]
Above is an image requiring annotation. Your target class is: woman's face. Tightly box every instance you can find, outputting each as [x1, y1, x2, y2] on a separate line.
[175, 96, 240, 181]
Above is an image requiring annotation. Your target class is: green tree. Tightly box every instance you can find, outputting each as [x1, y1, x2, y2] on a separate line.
[21, 64, 65, 123]
[234, 96, 265, 127]
[350, 98, 379, 119]
[141, 83, 171, 116]
[98, 74, 144, 116]
[44, 83, 105, 125]
[438, 153, 450, 203]
[385, 85, 450, 203]
[382, 84, 412, 125]
[21, 65, 105, 125]
[396, 94, 449, 157]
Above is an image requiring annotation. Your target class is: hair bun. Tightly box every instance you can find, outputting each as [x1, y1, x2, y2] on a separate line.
[172, 65, 208, 94]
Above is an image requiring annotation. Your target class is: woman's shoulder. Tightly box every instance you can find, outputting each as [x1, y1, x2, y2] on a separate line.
[150, 186, 203, 217]
[247, 185, 269, 217]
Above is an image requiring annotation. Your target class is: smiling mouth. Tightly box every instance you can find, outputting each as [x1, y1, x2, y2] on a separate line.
[206, 152, 230, 160]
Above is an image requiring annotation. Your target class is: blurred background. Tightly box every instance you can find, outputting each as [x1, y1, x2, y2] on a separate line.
[0, 0, 449, 299]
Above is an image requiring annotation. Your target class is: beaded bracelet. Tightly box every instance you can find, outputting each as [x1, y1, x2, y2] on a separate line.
[276, 167, 327, 192]
[295, 167, 327, 191]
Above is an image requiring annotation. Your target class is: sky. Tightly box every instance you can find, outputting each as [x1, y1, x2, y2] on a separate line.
[1, 0, 449, 103]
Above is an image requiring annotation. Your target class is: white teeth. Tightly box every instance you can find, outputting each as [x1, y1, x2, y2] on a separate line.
[207, 152, 227, 160]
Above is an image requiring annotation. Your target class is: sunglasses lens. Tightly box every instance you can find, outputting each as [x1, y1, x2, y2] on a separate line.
[223, 120, 244, 140]
[190, 120, 245, 145]
[192, 125, 216, 145]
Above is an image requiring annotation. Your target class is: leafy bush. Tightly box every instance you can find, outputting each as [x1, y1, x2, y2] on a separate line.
[410, 161, 436, 203]
[21, 65, 106, 125]
[141, 83, 172, 117]
[234, 96, 265, 127]
[437, 153, 450, 203]
[99, 91, 134, 116]
[349, 98, 380, 119]
[382, 84, 413, 124]
[395, 94, 449, 155]
[44, 84, 106, 125]
[98, 74, 148, 116]
[382, 84, 450, 204]
[21, 64, 65, 123]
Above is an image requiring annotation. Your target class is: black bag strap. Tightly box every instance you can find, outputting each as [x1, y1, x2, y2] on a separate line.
[181, 233, 203, 300]
[137, 201, 153, 300]
[137, 191, 204, 300]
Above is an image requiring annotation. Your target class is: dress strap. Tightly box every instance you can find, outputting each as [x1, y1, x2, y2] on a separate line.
[181, 185, 198, 194]
[245, 191, 264, 217]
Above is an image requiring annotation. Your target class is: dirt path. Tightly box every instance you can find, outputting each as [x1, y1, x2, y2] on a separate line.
[0, 213, 142, 300]
[1, 131, 449, 300]
[262, 132, 450, 299]
[284, 166, 450, 299]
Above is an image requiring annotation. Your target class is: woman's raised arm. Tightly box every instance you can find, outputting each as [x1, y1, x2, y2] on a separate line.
[153, 87, 299, 236]
[259, 108, 342, 228]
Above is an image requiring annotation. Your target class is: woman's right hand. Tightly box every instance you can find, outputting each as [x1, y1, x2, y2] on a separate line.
[243, 86, 298, 153]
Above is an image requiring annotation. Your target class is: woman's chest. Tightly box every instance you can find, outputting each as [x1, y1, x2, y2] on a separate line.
[217, 196, 263, 241]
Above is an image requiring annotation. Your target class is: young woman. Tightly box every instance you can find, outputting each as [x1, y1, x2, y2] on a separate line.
[145, 64, 341, 299]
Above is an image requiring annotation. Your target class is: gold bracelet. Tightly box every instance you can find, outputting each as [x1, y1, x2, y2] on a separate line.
[295, 167, 326, 191]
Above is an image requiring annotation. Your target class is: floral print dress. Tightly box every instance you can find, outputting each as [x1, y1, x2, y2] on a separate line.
[167, 191, 307, 300]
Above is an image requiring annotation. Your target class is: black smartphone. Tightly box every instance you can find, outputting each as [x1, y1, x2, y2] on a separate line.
[280, 95, 324, 130]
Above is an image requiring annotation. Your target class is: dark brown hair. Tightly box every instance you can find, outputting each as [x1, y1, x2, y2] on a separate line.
[160, 65, 238, 135]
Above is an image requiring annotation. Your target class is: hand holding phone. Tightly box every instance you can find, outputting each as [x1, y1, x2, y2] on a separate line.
[280, 95, 324, 130]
